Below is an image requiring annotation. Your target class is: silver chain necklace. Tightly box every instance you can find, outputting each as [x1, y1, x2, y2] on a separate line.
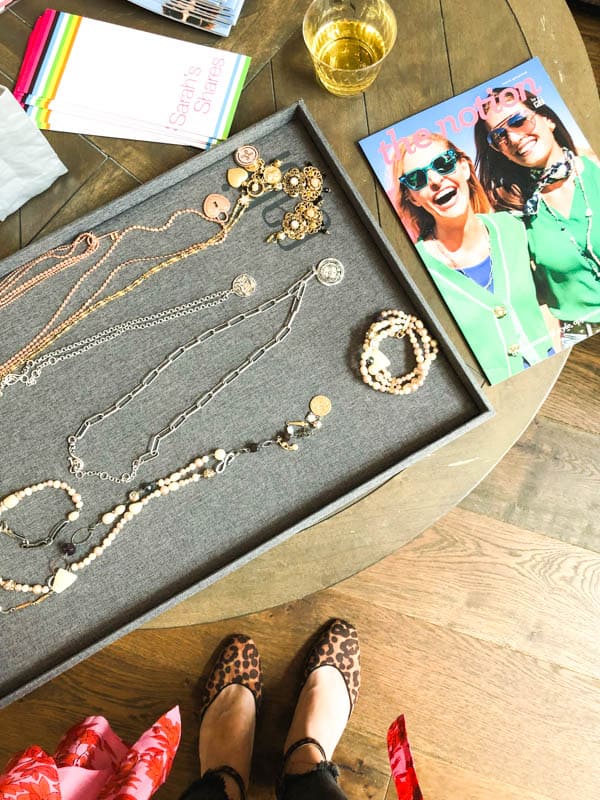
[0, 274, 257, 395]
[67, 258, 345, 485]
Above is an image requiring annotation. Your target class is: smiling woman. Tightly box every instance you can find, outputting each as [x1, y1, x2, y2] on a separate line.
[393, 134, 558, 384]
[474, 88, 600, 344]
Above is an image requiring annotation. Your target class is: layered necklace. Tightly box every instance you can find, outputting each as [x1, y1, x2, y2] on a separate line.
[0, 147, 327, 382]
[0, 394, 332, 614]
[66, 258, 345, 485]
[0, 274, 256, 396]
[533, 150, 600, 281]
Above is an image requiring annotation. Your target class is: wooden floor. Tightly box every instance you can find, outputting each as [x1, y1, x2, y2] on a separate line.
[1, 5, 599, 800]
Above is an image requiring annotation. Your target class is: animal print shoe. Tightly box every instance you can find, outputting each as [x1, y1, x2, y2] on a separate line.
[303, 618, 360, 716]
[198, 633, 263, 721]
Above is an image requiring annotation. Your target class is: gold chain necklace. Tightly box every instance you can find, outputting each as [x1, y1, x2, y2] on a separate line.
[0, 148, 313, 383]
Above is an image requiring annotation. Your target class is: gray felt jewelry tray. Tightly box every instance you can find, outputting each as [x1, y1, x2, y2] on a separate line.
[0, 101, 493, 708]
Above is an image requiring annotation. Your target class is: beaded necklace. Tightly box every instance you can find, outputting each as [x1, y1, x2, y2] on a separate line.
[0, 395, 332, 614]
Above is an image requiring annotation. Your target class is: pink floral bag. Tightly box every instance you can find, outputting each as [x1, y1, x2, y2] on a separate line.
[0, 706, 181, 800]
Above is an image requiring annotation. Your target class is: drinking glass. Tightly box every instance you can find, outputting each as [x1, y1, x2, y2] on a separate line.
[302, 0, 397, 97]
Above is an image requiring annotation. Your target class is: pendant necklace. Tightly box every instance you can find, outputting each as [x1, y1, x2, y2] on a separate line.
[0, 146, 329, 382]
[0, 395, 332, 614]
[0, 274, 257, 396]
[539, 162, 600, 280]
[429, 218, 493, 290]
[67, 258, 345, 485]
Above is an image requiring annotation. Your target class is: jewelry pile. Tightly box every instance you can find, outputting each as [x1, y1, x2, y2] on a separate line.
[0, 145, 329, 387]
[359, 310, 438, 394]
[0, 396, 332, 614]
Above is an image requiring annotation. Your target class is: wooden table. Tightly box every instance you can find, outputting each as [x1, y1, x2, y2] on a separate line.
[0, 0, 598, 633]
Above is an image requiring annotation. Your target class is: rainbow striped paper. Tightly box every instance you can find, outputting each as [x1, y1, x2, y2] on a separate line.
[13, 9, 251, 148]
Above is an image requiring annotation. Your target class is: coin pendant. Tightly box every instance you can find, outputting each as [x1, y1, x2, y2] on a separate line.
[263, 164, 283, 185]
[315, 258, 344, 286]
[234, 145, 260, 168]
[203, 193, 231, 220]
[232, 274, 257, 297]
[309, 395, 332, 417]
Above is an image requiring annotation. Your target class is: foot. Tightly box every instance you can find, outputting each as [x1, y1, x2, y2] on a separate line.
[283, 665, 351, 773]
[197, 634, 262, 800]
[199, 683, 256, 800]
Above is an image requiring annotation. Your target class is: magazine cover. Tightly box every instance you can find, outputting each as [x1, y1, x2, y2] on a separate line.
[359, 57, 600, 385]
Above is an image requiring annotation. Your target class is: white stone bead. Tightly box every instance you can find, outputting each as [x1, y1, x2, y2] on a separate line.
[107, 531, 117, 542]
[102, 512, 116, 526]
[214, 448, 226, 461]
[67, 510, 80, 522]
[83, 556, 91, 566]
[123, 511, 134, 522]
[21, 584, 31, 593]
[169, 472, 181, 482]
[24, 487, 32, 496]
[52, 480, 61, 488]
[129, 501, 143, 515]
[32, 584, 43, 595]
[115, 504, 126, 516]
[3, 494, 19, 509]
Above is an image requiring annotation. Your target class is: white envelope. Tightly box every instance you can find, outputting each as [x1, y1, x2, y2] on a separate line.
[0, 85, 67, 221]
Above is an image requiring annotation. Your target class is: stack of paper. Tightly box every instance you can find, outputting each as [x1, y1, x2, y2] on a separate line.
[13, 9, 251, 148]
[128, 0, 247, 37]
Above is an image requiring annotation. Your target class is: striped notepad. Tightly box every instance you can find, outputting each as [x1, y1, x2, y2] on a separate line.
[13, 9, 251, 148]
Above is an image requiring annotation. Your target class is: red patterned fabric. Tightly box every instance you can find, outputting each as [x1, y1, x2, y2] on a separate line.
[0, 707, 180, 800]
[387, 714, 423, 800]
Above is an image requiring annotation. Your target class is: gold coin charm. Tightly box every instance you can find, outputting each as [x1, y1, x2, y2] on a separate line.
[263, 164, 283, 185]
[310, 395, 332, 417]
[234, 145, 260, 168]
[203, 193, 231, 220]
[227, 167, 249, 188]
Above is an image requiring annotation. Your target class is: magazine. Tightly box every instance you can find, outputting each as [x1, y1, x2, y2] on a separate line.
[359, 57, 600, 385]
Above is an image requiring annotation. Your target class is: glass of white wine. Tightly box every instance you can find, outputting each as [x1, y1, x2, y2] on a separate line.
[302, 0, 397, 97]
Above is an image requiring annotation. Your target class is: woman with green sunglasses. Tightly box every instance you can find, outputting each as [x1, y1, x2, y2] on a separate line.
[394, 133, 557, 385]
[474, 88, 600, 345]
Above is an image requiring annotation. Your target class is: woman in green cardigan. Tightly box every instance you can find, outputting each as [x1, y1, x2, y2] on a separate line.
[474, 88, 600, 345]
[393, 133, 557, 385]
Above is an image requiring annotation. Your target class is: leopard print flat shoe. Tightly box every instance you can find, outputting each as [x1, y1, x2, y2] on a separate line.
[198, 633, 263, 721]
[303, 618, 361, 717]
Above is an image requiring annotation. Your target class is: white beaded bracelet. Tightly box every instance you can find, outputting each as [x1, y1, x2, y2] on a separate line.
[359, 310, 438, 395]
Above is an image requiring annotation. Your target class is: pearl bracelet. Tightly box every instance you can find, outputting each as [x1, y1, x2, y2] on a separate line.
[0, 479, 82, 549]
[359, 310, 438, 395]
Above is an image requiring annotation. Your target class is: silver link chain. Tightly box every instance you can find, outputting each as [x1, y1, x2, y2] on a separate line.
[67, 262, 338, 484]
[1, 275, 255, 394]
